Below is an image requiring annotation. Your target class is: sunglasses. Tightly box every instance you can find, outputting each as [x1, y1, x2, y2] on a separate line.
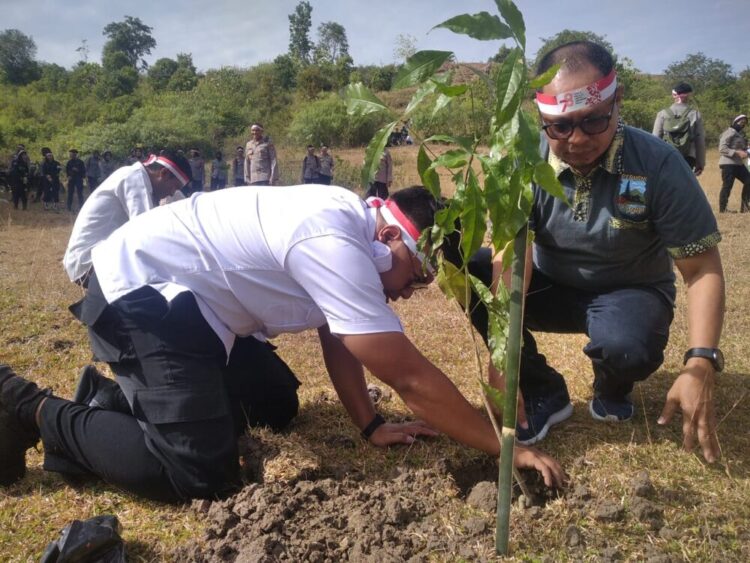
[540, 95, 617, 140]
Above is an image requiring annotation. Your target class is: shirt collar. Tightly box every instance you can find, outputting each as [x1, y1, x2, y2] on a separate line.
[548, 117, 625, 178]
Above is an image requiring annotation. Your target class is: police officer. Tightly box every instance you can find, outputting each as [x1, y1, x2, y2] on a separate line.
[66, 149, 86, 212]
[244, 123, 279, 186]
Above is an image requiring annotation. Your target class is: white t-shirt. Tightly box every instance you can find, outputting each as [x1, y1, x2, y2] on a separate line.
[64, 163, 154, 282]
[91, 185, 402, 356]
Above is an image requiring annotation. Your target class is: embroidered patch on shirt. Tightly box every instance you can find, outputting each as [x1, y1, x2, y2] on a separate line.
[616, 175, 648, 219]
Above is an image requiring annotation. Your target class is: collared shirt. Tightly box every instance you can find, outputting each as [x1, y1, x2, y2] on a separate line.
[531, 121, 720, 303]
[245, 136, 279, 184]
[64, 162, 154, 282]
[91, 185, 402, 357]
[319, 154, 334, 177]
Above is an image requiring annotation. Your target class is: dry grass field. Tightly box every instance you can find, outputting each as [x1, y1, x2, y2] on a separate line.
[0, 148, 748, 561]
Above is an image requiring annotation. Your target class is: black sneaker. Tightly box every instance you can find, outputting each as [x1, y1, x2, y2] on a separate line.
[0, 367, 42, 486]
[517, 387, 574, 445]
[589, 395, 634, 422]
[73, 366, 130, 413]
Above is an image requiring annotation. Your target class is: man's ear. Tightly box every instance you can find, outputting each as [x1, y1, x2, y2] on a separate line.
[376, 224, 402, 244]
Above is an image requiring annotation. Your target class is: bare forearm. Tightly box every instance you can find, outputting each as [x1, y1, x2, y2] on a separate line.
[679, 248, 725, 348]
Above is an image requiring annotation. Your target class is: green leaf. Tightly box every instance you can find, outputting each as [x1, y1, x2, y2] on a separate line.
[423, 134, 475, 152]
[417, 144, 441, 198]
[458, 169, 488, 260]
[495, 0, 526, 49]
[469, 274, 509, 370]
[343, 82, 389, 116]
[436, 258, 469, 308]
[433, 12, 513, 41]
[432, 81, 469, 97]
[432, 93, 453, 117]
[480, 381, 505, 413]
[393, 50, 453, 89]
[516, 110, 541, 160]
[433, 149, 469, 170]
[404, 80, 437, 115]
[528, 62, 560, 89]
[533, 160, 568, 203]
[494, 48, 526, 128]
[361, 121, 398, 188]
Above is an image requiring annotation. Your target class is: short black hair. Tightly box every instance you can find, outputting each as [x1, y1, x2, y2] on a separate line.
[673, 82, 693, 94]
[389, 186, 441, 233]
[536, 40, 614, 80]
[148, 149, 193, 183]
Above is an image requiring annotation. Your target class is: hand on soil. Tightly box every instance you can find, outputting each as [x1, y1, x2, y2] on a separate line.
[369, 420, 439, 447]
[513, 445, 567, 489]
[658, 365, 720, 463]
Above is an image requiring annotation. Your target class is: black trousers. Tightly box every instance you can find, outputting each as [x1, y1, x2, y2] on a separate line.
[11, 181, 27, 209]
[41, 275, 300, 502]
[67, 177, 85, 210]
[365, 181, 389, 199]
[317, 174, 332, 185]
[719, 164, 750, 212]
[466, 248, 673, 400]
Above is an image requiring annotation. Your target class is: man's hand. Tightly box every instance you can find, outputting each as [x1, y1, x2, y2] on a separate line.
[658, 360, 719, 463]
[514, 444, 567, 488]
[488, 361, 528, 429]
[368, 420, 439, 447]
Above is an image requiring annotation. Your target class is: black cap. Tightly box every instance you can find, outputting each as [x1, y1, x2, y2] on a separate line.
[673, 82, 693, 94]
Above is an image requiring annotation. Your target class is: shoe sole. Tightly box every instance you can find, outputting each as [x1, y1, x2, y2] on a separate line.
[588, 399, 634, 422]
[518, 402, 574, 446]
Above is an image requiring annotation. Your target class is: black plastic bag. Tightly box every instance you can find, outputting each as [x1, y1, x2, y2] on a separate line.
[40, 514, 126, 563]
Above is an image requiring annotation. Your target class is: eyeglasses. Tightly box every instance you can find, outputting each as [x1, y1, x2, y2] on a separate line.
[540, 96, 617, 140]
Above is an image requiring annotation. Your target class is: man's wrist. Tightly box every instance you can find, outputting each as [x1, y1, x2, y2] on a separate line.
[361, 413, 386, 440]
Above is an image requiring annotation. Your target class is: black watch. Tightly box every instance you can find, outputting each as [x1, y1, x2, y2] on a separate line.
[683, 348, 724, 372]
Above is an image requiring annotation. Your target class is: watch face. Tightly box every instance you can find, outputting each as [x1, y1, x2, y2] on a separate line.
[713, 348, 725, 372]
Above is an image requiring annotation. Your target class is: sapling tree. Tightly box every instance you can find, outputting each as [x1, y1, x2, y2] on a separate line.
[344, 0, 565, 555]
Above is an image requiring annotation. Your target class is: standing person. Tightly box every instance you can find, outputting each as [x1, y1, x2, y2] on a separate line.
[467, 41, 724, 464]
[652, 82, 706, 176]
[85, 150, 102, 194]
[63, 150, 192, 285]
[318, 145, 334, 185]
[365, 147, 393, 199]
[41, 149, 62, 211]
[65, 149, 86, 212]
[300, 145, 320, 184]
[125, 146, 144, 166]
[244, 123, 279, 186]
[210, 151, 228, 190]
[8, 149, 30, 210]
[231, 146, 245, 186]
[187, 149, 205, 194]
[718, 114, 750, 213]
[99, 150, 117, 181]
[0, 185, 564, 500]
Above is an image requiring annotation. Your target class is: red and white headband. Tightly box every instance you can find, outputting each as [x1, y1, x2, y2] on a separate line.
[143, 154, 190, 186]
[367, 197, 433, 272]
[535, 69, 617, 116]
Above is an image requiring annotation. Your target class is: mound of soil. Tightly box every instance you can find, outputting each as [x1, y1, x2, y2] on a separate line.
[177, 464, 488, 562]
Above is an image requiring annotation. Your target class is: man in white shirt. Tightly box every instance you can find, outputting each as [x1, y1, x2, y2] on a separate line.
[63, 151, 192, 285]
[1, 185, 563, 500]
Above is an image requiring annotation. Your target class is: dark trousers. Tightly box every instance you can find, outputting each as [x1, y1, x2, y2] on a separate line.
[43, 177, 60, 203]
[317, 174, 332, 185]
[210, 178, 227, 190]
[365, 181, 389, 199]
[87, 176, 100, 194]
[67, 177, 85, 210]
[719, 164, 750, 212]
[234, 176, 244, 187]
[41, 275, 300, 502]
[11, 182, 27, 209]
[467, 248, 673, 400]
[250, 180, 270, 186]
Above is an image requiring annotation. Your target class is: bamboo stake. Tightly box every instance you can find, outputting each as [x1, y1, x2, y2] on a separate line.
[496, 223, 527, 555]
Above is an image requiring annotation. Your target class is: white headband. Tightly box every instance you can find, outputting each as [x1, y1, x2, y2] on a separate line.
[143, 154, 190, 186]
[536, 70, 617, 116]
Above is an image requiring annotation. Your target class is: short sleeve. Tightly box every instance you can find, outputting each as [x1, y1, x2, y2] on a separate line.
[284, 235, 403, 336]
[649, 151, 720, 259]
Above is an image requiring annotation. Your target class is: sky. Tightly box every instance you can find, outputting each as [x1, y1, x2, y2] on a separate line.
[2, 0, 747, 76]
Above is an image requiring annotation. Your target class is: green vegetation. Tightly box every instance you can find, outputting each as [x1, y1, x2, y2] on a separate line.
[1, 4, 749, 168]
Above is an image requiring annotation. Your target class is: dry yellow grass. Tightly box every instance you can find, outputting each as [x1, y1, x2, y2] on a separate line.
[0, 148, 748, 561]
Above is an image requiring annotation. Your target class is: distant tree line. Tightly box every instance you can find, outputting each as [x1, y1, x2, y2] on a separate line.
[1, 7, 748, 164]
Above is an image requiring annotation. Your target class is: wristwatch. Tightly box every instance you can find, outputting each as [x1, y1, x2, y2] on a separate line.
[683, 348, 724, 372]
